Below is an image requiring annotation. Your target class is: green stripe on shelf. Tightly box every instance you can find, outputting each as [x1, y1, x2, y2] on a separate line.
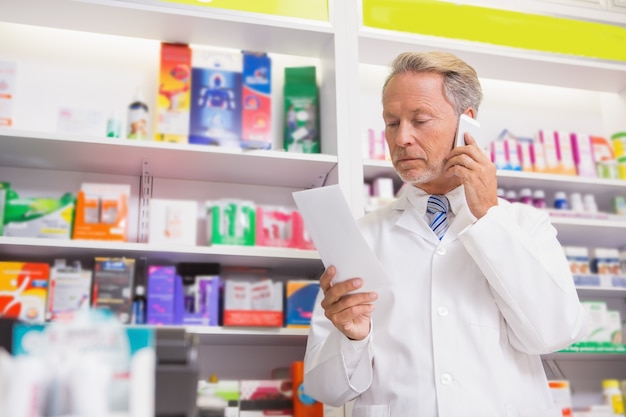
[363, 0, 626, 62]
[160, 0, 328, 21]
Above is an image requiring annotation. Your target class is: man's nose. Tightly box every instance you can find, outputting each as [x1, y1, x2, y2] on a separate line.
[395, 121, 416, 146]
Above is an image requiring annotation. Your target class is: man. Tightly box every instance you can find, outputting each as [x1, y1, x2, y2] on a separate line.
[303, 51, 588, 416]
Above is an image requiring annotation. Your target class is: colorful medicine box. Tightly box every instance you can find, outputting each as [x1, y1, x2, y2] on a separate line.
[93, 257, 136, 324]
[72, 183, 131, 242]
[155, 42, 192, 143]
[0, 261, 50, 323]
[148, 199, 198, 245]
[241, 51, 272, 150]
[146, 265, 177, 325]
[189, 49, 242, 147]
[2, 186, 75, 239]
[239, 379, 293, 417]
[285, 280, 320, 328]
[206, 199, 256, 246]
[223, 279, 283, 327]
[174, 274, 220, 326]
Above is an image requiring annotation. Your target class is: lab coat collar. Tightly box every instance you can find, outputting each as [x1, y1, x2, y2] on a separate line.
[392, 185, 477, 244]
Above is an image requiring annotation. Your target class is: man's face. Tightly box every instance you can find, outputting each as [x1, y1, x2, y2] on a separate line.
[382, 72, 458, 190]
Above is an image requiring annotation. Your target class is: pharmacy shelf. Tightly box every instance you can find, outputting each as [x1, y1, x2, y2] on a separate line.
[184, 325, 308, 346]
[544, 351, 626, 361]
[496, 170, 626, 201]
[365, 160, 626, 191]
[576, 286, 626, 298]
[358, 27, 626, 92]
[0, 237, 323, 276]
[549, 216, 626, 247]
[1, 0, 334, 58]
[0, 129, 337, 188]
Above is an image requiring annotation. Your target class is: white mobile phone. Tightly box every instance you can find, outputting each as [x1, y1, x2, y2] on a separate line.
[455, 114, 481, 148]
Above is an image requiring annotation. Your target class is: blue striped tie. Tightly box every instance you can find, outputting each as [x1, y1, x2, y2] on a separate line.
[427, 195, 450, 240]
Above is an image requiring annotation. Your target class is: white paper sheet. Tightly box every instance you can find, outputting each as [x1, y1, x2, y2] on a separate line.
[292, 185, 390, 293]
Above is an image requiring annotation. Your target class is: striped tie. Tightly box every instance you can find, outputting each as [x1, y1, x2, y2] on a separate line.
[427, 195, 450, 240]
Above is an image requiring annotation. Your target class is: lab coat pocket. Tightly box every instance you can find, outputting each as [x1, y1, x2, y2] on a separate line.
[351, 404, 390, 417]
[505, 404, 562, 417]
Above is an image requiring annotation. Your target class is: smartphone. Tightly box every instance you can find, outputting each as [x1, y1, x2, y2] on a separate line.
[455, 114, 482, 148]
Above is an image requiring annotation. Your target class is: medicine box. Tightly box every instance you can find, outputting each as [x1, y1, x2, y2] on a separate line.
[46, 260, 93, 321]
[285, 280, 320, 328]
[189, 49, 242, 147]
[93, 257, 136, 324]
[241, 51, 272, 150]
[146, 265, 177, 325]
[570, 133, 597, 177]
[155, 42, 192, 143]
[239, 379, 293, 417]
[0, 261, 49, 323]
[148, 199, 198, 245]
[206, 199, 256, 246]
[223, 278, 283, 327]
[72, 183, 131, 241]
[555, 131, 577, 176]
[174, 274, 220, 326]
[2, 186, 75, 239]
[255, 205, 294, 248]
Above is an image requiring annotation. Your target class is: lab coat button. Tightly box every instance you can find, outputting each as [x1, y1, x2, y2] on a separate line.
[437, 306, 449, 316]
[440, 373, 453, 385]
[436, 247, 446, 255]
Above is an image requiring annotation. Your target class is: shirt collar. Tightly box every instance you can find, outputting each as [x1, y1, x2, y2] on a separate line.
[404, 184, 465, 216]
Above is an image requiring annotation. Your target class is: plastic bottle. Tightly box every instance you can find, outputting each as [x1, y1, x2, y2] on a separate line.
[569, 192, 584, 212]
[583, 193, 598, 213]
[291, 361, 323, 417]
[127, 89, 149, 140]
[533, 189, 547, 209]
[106, 110, 121, 138]
[602, 379, 624, 416]
[519, 188, 533, 205]
[131, 285, 147, 325]
[505, 190, 518, 203]
[554, 191, 569, 210]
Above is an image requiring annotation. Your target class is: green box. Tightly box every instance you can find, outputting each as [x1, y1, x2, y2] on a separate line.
[206, 200, 255, 246]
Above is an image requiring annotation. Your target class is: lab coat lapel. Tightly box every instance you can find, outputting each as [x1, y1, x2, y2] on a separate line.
[441, 199, 474, 243]
[393, 193, 440, 243]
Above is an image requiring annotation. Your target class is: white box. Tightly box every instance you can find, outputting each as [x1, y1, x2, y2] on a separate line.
[148, 199, 198, 245]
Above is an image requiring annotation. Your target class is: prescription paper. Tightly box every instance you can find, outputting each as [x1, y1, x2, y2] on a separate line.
[292, 185, 390, 293]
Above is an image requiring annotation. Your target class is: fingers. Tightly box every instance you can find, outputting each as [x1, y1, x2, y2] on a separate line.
[318, 265, 378, 340]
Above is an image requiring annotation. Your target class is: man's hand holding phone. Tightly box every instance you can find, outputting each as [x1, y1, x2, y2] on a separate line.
[455, 114, 482, 148]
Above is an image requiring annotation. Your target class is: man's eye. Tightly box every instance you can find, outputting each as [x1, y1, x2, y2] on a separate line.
[385, 122, 399, 128]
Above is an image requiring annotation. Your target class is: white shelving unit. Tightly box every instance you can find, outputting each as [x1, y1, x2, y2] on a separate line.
[2, 0, 626, 411]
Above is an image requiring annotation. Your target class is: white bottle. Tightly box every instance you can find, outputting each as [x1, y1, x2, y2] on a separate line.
[127, 89, 149, 140]
[569, 192, 584, 212]
[583, 193, 598, 213]
[505, 190, 518, 203]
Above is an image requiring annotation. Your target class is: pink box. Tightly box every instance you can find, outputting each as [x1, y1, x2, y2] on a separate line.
[570, 132, 597, 177]
[537, 130, 561, 174]
[255, 206, 295, 248]
[555, 131, 577, 175]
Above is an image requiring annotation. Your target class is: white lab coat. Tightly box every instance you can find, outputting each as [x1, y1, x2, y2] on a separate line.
[304, 185, 588, 417]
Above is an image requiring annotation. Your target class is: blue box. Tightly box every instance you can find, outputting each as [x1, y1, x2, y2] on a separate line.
[285, 280, 320, 328]
[146, 265, 177, 325]
[189, 50, 242, 147]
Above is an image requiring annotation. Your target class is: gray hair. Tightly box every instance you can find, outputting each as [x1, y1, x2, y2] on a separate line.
[382, 51, 483, 116]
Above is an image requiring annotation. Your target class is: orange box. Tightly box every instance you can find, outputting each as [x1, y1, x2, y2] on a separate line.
[155, 42, 192, 143]
[72, 183, 130, 241]
[0, 261, 50, 322]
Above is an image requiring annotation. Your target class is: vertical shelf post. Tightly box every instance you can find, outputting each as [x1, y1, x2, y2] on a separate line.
[138, 159, 153, 243]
